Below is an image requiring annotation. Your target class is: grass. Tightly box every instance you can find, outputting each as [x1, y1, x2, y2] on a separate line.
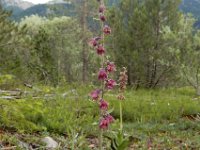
[0, 85, 200, 149]
[108, 87, 200, 122]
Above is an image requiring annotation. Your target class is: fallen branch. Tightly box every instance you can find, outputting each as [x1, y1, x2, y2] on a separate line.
[1, 146, 17, 150]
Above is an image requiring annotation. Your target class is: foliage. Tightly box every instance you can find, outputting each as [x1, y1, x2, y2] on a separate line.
[109, 87, 200, 122]
[0, 74, 14, 85]
[160, 13, 200, 95]
[0, 89, 99, 134]
[108, 0, 182, 88]
[0, 86, 199, 130]
[0, 86, 200, 149]
[0, 6, 26, 75]
[106, 131, 129, 150]
[0, 0, 200, 89]
[18, 15, 87, 84]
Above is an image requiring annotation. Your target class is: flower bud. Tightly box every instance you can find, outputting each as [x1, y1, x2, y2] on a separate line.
[100, 14, 106, 22]
[96, 45, 105, 55]
[103, 25, 111, 35]
[99, 4, 105, 13]
[106, 62, 116, 72]
[90, 89, 101, 100]
[106, 114, 114, 123]
[99, 118, 109, 129]
[99, 99, 109, 110]
[88, 37, 101, 48]
[98, 69, 107, 80]
[106, 79, 116, 89]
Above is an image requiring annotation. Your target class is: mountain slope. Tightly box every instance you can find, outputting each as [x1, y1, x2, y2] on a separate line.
[1, 0, 34, 9]
[13, 3, 75, 21]
[0, 0, 34, 18]
[180, 0, 200, 19]
[1, 0, 200, 28]
[3, 0, 122, 21]
[180, 0, 200, 27]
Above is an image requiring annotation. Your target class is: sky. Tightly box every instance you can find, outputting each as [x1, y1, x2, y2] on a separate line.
[23, 0, 51, 4]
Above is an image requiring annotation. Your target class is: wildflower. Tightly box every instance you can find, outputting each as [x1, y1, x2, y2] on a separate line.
[106, 62, 116, 73]
[106, 79, 116, 89]
[98, 69, 107, 80]
[117, 67, 128, 101]
[119, 67, 128, 91]
[88, 37, 101, 48]
[99, 114, 114, 129]
[99, 5, 105, 13]
[106, 114, 114, 123]
[96, 45, 105, 55]
[103, 25, 111, 35]
[117, 94, 125, 100]
[99, 117, 109, 129]
[99, 99, 109, 110]
[90, 89, 101, 100]
[89, 0, 117, 144]
[100, 14, 106, 22]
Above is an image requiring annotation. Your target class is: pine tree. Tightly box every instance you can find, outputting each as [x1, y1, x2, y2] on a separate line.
[0, 4, 22, 74]
[108, 0, 182, 88]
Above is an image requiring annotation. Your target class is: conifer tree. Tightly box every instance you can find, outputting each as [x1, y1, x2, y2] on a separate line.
[0, 4, 23, 74]
[109, 0, 181, 88]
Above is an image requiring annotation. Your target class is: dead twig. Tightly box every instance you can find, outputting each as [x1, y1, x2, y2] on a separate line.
[1, 146, 17, 150]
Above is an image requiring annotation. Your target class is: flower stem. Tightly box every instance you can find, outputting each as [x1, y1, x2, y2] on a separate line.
[99, 129, 103, 150]
[99, 0, 105, 149]
[120, 101, 123, 133]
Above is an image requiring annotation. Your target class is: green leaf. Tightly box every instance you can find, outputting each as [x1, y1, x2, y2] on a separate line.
[118, 140, 129, 150]
[107, 107, 114, 114]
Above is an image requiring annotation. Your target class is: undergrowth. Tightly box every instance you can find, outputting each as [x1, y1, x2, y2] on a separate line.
[0, 85, 200, 149]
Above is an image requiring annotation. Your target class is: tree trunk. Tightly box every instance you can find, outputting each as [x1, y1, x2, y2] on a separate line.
[145, 58, 151, 88]
[81, 0, 88, 83]
[196, 86, 200, 96]
[127, 63, 132, 86]
[149, 59, 157, 88]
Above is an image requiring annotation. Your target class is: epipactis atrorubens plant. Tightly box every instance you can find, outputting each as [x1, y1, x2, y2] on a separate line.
[88, 0, 115, 149]
[110, 67, 129, 150]
[105, 68, 129, 150]
[88, 0, 129, 149]
[117, 67, 128, 132]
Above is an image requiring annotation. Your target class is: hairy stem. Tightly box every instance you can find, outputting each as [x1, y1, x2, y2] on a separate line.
[120, 101, 123, 132]
[99, 129, 103, 150]
[99, 0, 105, 149]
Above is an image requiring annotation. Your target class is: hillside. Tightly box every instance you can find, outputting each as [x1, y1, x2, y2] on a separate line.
[13, 3, 75, 20]
[0, 0, 34, 18]
[1, 0, 200, 26]
[180, 0, 200, 27]
[1, 0, 33, 9]
[180, 0, 200, 19]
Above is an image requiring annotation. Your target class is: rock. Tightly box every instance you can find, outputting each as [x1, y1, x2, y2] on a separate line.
[41, 136, 58, 149]
[45, 94, 55, 98]
[62, 92, 68, 98]
[30, 143, 40, 149]
[88, 144, 95, 149]
[18, 141, 29, 150]
[0, 90, 22, 96]
[0, 96, 15, 100]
